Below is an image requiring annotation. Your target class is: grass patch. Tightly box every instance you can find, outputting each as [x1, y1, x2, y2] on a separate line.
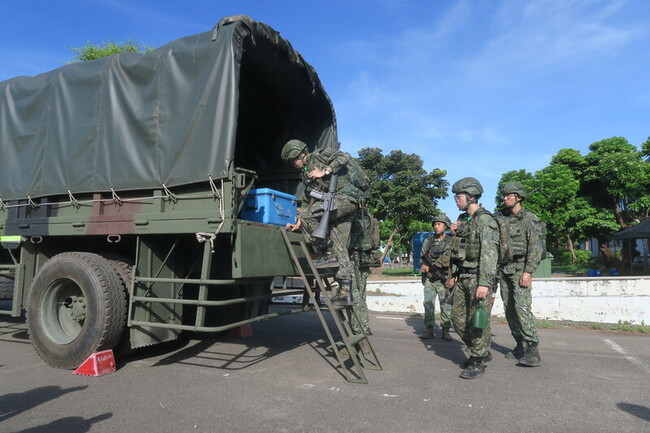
[611, 321, 650, 333]
[381, 267, 418, 277]
[551, 264, 589, 275]
[534, 319, 565, 329]
[532, 319, 650, 334]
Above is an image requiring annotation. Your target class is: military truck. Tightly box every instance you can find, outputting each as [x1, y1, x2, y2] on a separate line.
[0, 16, 340, 370]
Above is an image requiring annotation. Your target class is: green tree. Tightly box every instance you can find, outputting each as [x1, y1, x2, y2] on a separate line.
[551, 148, 588, 181]
[357, 148, 448, 264]
[70, 39, 153, 62]
[583, 137, 650, 227]
[528, 164, 580, 261]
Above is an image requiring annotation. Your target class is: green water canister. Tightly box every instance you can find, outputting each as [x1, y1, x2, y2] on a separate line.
[471, 300, 488, 329]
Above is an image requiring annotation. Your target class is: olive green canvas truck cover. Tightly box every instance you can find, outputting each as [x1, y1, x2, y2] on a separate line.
[0, 15, 337, 202]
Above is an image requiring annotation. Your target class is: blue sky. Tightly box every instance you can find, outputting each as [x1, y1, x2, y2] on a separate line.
[2, 0, 649, 220]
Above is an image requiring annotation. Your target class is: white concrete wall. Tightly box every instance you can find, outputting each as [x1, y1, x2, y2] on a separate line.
[366, 276, 650, 324]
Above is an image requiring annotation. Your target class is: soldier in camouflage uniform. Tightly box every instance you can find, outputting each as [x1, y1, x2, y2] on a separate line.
[449, 177, 499, 379]
[281, 139, 362, 295]
[419, 214, 455, 341]
[349, 209, 382, 336]
[350, 253, 372, 336]
[498, 182, 543, 367]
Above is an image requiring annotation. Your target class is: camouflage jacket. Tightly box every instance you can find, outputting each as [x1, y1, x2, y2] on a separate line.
[420, 232, 452, 282]
[501, 207, 543, 274]
[452, 209, 499, 288]
[421, 233, 452, 265]
[300, 148, 360, 203]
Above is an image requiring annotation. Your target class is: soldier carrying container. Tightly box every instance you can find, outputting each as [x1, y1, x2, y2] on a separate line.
[449, 177, 499, 379]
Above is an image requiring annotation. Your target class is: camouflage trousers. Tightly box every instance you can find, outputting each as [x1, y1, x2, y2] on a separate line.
[450, 273, 495, 358]
[350, 255, 371, 334]
[301, 196, 359, 281]
[422, 277, 451, 328]
[499, 266, 539, 344]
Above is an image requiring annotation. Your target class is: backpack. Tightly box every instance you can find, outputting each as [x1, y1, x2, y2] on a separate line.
[475, 209, 512, 266]
[350, 208, 381, 267]
[345, 156, 370, 192]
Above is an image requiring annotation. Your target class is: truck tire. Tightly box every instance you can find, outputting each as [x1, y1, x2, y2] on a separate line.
[104, 255, 135, 356]
[26, 252, 127, 369]
[0, 277, 13, 300]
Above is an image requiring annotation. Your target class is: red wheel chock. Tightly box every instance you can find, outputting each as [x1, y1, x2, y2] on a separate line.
[72, 349, 116, 377]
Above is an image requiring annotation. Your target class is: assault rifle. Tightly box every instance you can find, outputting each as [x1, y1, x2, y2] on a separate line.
[310, 173, 338, 240]
[421, 253, 448, 284]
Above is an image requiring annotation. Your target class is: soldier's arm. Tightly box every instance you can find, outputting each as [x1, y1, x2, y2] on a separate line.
[477, 214, 499, 290]
[523, 212, 543, 274]
[308, 149, 350, 180]
[317, 148, 350, 174]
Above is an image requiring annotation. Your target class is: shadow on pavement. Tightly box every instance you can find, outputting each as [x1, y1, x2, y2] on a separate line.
[0, 385, 88, 423]
[404, 315, 522, 366]
[617, 402, 650, 422]
[12, 414, 112, 433]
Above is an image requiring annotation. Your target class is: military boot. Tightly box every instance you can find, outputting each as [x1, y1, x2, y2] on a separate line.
[459, 357, 486, 379]
[441, 327, 453, 341]
[505, 341, 525, 359]
[333, 280, 352, 305]
[462, 351, 492, 368]
[418, 326, 434, 339]
[518, 342, 542, 367]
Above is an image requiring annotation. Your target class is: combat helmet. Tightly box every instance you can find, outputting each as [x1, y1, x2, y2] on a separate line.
[432, 213, 452, 229]
[501, 181, 528, 198]
[281, 139, 307, 163]
[451, 177, 484, 196]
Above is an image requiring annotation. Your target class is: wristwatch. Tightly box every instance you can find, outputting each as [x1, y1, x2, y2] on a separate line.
[324, 168, 331, 175]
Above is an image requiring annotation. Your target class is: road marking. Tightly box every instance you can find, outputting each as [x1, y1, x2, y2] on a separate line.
[603, 338, 650, 374]
[375, 316, 406, 321]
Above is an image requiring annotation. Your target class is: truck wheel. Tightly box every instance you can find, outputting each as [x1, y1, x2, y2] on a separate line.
[0, 277, 13, 300]
[26, 252, 127, 369]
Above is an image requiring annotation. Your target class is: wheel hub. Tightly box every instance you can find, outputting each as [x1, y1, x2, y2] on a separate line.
[65, 295, 86, 323]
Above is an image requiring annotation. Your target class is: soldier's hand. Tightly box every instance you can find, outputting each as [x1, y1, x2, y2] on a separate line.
[451, 221, 460, 232]
[308, 168, 326, 179]
[519, 272, 532, 288]
[475, 285, 489, 299]
[286, 218, 302, 232]
[421, 264, 430, 273]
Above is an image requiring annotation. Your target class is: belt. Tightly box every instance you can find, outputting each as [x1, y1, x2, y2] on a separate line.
[458, 266, 477, 275]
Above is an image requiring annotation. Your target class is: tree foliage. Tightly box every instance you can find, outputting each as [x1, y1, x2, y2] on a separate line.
[357, 148, 448, 262]
[70, 39, 153, 62]
[583, 137, 650, 226]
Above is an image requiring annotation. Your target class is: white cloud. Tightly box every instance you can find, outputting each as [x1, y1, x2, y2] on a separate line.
[467, 0, 641, 80]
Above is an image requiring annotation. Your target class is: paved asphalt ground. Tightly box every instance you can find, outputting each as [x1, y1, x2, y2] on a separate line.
[1, 303, 649, 433]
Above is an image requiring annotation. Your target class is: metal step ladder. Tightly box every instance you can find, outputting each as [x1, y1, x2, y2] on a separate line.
[280, 229, 381, 384]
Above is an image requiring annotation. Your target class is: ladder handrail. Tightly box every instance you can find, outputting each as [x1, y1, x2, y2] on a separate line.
[279, 229, 381, 384]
